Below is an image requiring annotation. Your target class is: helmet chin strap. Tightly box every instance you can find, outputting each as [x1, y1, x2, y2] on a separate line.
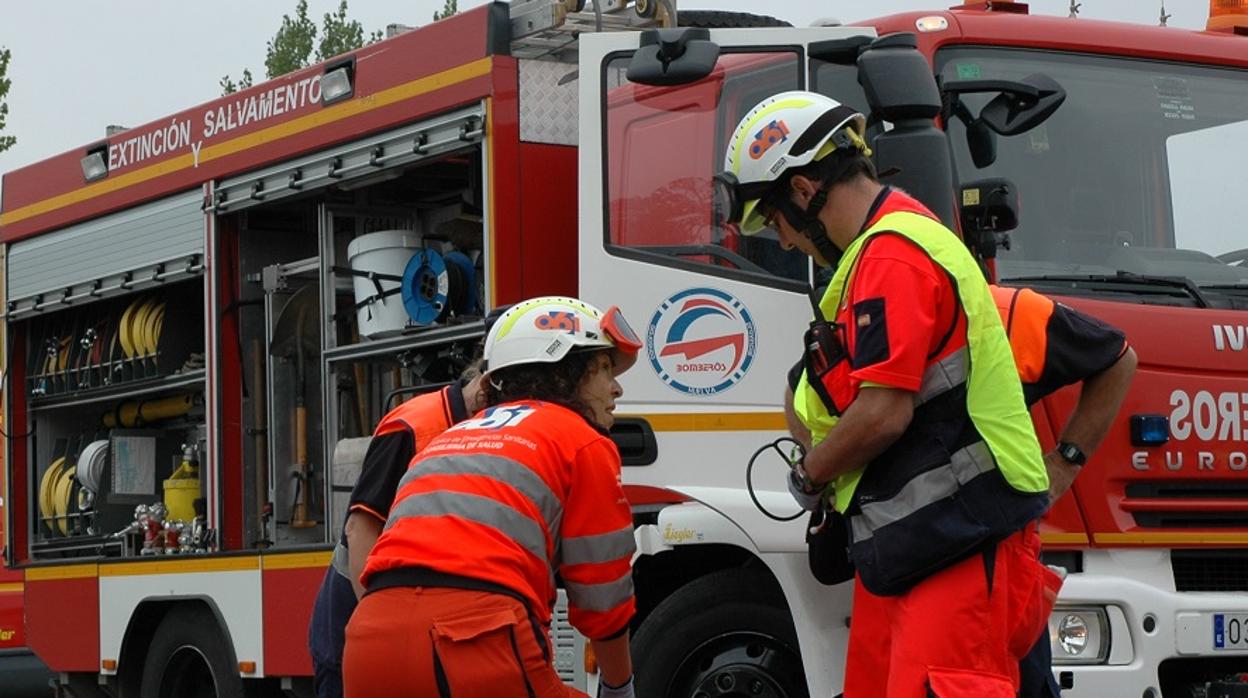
[801, 185, 844, 269]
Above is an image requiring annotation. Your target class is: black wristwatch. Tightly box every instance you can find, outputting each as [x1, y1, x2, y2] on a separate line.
[1056, 441, 1087, 467]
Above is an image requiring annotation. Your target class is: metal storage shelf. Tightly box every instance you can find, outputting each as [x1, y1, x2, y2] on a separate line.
[30, 533, 124, 560]
[29, 369, 206, 412]
[323, 322, 486, 364]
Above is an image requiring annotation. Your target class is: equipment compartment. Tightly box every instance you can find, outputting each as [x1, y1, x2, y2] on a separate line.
[20, 280, 208, 559]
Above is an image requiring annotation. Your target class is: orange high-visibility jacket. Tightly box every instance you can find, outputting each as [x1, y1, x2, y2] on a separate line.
[362, 400, 636, 640]
[990, 285, 1128, 405]
[344, 384, 468, 526]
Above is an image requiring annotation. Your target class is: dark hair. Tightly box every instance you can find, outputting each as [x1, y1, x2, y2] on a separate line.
[787, 151, 877, 190]
[761, 152, 876, 221]
[483, 349, 604, 423]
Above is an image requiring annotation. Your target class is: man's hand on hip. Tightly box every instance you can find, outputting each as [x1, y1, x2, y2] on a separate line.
[1045, 450, 1080, 505]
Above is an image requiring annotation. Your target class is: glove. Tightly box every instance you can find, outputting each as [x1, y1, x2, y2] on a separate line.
[787, 467, 823, 512]
[597, 675, 635, 698]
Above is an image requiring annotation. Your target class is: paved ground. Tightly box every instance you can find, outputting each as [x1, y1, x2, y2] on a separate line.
[1, 651, 54, 697]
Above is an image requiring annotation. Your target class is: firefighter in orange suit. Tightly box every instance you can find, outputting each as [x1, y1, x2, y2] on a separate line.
[342, 296, 643, 698]
[308, 358, 485, 698]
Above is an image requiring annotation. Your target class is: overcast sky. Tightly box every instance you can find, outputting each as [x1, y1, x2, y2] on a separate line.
[0, 0, 1209, 191]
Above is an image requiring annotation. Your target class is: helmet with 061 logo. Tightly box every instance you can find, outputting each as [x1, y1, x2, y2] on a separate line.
[483, 296, 641, 376]
[716, 91, 867, 235]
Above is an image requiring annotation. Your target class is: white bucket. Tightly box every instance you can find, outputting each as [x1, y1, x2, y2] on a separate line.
[346, 230, 420, 338]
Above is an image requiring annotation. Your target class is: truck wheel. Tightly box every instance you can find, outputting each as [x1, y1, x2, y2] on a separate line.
[633, 569, 809, 698]
[138, 605, 245, 698]
[677, 10, 792, 28]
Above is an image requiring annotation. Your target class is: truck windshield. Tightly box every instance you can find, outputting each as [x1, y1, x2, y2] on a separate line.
[937, 48, 1248, 302]
[602, 51, 808, 288]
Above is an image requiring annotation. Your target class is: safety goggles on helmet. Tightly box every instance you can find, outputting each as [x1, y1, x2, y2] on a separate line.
[714, 132, 870, 236]
[483, 296, 639, 377]
[712, 172, 777, 234]
[601, 305, 642, 354]
[712, 170, 823, 235]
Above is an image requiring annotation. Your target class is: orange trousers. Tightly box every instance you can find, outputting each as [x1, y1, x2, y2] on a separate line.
[841, 524, 1061, 698]
[343, 586, 586, 698]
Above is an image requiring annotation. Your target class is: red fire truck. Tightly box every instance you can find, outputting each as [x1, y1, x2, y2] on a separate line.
[2, 1, 1246, 696]
[1, 475, 54, 695]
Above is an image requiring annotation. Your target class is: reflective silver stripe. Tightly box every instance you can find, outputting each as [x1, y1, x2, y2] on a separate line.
[398, 454, 563, 537]
[562, 526, 635, 566]
[914, 347, 969, 407]
[330, 541, 352, 579]
[849, 440, 995, 543]
[386, 491, 550, 566]
[565, 570, 634, 613]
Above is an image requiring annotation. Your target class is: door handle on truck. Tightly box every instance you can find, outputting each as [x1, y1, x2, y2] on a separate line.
[610, 418, 658, 466]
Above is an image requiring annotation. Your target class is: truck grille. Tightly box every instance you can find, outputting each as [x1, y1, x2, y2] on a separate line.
[1172, 550, 1248, 592]
[1123, 481, 1248, 529]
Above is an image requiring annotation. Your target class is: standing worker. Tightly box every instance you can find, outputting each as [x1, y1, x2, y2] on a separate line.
[786, 284, 1138, 696]
[308, 358, 486, 698]
[343, 296, 642, 698]
[718, 91, 1054, 696]
[989, 285, 1137, 697]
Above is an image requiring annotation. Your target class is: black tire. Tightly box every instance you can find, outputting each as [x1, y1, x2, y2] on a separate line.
[677, 10, 793, 29]
[633, 569, 809, 698]
[138, 605, 245, 698]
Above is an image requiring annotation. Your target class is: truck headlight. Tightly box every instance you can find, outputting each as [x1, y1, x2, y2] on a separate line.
[1050, 608, 1110, 664]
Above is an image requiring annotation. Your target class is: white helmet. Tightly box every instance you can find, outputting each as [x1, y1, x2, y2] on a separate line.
[721, 91, 867, 235]
[483, 296, 641, 377]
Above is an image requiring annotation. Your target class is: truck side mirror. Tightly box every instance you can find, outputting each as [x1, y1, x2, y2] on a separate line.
[966, 118, 997, 168]
[947, 98, 998, 169]
[978, 73, 1065, 136]
[626, 28, 720, 86]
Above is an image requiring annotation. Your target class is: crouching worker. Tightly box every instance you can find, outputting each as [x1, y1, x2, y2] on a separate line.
[343, 297, 643, 698]
[308, 356, 486, 698]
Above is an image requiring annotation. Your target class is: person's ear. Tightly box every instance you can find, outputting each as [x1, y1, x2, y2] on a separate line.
[789, 175, 818, 206]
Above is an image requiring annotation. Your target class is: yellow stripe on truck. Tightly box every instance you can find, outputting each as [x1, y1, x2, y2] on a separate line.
[630, 412, 788, 432]
[0, 58, 493, 228]
[99, 556, 259, 577]
[25, 564, 99, 581]
[1094, 532, 1248, 545]
[261, 551, 333, 570]
[1039, 532, 1089, 545]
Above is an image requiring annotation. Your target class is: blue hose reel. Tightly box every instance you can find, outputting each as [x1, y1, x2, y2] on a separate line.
[443, 250, 480, 317]
[401, 249, 449, 326]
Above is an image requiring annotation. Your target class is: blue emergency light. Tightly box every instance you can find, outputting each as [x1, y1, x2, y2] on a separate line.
[1130, 414, 1170, 447]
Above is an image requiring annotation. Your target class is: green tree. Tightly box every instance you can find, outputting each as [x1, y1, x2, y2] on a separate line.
[265, 0, 318, 79]
[433, 0, 458, 21]
[219, 69, 254, 96]
[0, 47, 15, 153]
[318, 1, 383, 62]
[222, 0, 381, 95]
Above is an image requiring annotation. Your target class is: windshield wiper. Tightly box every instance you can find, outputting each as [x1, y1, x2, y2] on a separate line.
[1003, 271, 1210, 308]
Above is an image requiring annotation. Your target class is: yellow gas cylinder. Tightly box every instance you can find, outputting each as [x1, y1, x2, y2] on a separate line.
[163, 446, 200, 522]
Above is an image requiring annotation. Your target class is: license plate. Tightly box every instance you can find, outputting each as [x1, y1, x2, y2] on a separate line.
[1214, 614, 1248, 650]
